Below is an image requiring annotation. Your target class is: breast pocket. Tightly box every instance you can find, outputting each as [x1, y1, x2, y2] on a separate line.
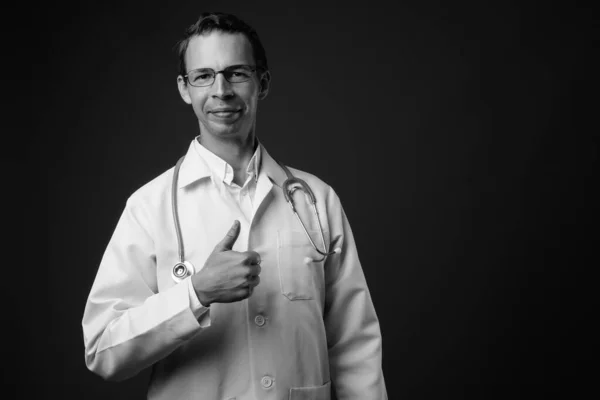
[289, 381, 331, 400]
[277, 229, 326, 301]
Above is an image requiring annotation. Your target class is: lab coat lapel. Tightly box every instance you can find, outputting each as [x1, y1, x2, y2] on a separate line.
[252, 145, 287, 216]
[177, 140, 212, 189]
[259, 144, 287, 187]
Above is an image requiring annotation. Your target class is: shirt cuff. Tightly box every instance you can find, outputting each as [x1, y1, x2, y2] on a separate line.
[186, 277, 211, 327]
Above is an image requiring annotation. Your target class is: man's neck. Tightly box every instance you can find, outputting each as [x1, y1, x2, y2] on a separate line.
[198, 131, 257, 185]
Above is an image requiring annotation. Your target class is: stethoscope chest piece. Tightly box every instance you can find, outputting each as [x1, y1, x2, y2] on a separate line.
[172, 261, 195, 283]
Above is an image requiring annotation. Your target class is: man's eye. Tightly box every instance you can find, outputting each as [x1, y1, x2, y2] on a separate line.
[233, 71, 251, 78]
[195, 73, 212, 80]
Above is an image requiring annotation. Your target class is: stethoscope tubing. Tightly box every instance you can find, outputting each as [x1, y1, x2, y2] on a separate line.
[172, 156, 186, 264]
[171, 156, 194, 281]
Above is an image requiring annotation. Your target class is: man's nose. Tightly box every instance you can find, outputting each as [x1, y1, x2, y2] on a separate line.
[211, 73, 234, 98]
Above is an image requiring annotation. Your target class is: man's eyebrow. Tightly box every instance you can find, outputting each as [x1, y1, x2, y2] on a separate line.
[188, 64, 253, 74]
[224, 64, 252, 69]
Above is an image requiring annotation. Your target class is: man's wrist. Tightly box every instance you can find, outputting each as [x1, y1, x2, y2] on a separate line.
[187, 277, 211, 311]
[190, 277, 212, 307]
[197, 292, 212, 308]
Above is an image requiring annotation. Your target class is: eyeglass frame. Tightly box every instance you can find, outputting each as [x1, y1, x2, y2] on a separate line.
[183, 64, 265, 87]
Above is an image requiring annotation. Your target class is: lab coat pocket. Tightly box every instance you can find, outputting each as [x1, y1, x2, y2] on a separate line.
[277, 229, 325, 301]
[289, 381, 331, 400]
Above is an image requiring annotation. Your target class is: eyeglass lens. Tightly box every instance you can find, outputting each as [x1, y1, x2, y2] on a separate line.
[187, 66, 255, 87]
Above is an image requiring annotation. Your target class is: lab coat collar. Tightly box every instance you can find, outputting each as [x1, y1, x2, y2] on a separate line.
[177, 138, 288, 189]
[259, 145, 288, 188]
[177, 140, 212, 189]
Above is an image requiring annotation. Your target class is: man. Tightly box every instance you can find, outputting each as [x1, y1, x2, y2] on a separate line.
[82, 12, 387, 400]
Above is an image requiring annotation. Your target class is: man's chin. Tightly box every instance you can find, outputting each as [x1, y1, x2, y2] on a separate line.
[202, 121, 250, 139]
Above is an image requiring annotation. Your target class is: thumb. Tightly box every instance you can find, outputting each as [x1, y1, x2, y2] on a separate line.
[215, 220, 241, 252]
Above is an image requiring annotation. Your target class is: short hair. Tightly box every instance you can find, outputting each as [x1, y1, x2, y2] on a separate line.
[176, 12, 269, 78]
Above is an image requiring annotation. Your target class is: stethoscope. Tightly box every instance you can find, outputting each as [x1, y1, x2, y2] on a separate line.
[171, 155, 341, 283]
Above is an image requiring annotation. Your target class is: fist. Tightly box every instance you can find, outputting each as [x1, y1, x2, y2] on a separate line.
[191, 220, 262, 306]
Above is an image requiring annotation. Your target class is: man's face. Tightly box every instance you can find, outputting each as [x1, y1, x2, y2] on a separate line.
[177, 31, 269, 141]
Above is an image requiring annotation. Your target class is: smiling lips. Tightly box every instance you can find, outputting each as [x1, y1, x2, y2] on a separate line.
[210, 108, 241, 118]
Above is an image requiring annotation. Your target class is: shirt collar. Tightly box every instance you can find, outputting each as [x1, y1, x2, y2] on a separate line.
[178, 136, 286, 189]
[192, 137, 260, 186]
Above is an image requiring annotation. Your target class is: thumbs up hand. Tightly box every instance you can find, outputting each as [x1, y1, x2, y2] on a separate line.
[191, 220, 262, 306]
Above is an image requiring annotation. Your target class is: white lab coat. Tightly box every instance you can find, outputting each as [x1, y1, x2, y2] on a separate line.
[82, 140, 387, 400]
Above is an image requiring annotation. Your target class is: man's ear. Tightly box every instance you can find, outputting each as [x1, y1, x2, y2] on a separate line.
[177, 76, 192, 104]
[258, 70, 271, 100]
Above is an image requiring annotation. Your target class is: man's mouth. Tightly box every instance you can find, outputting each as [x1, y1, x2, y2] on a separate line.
[210, 108, 241, 117]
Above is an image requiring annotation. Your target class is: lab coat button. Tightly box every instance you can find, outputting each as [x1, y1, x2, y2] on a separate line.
[254, 315, 266, 326]
[261, 375, 273, 388]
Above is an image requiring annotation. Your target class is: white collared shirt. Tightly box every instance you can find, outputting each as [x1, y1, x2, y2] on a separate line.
[186, 138, 262, 316]
[192, 137, 261, 222]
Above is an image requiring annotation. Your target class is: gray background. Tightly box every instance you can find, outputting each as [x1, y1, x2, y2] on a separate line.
[10, 0, 596, 398]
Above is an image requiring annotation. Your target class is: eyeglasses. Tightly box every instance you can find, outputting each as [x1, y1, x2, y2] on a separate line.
[184, 65, 257, 87]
